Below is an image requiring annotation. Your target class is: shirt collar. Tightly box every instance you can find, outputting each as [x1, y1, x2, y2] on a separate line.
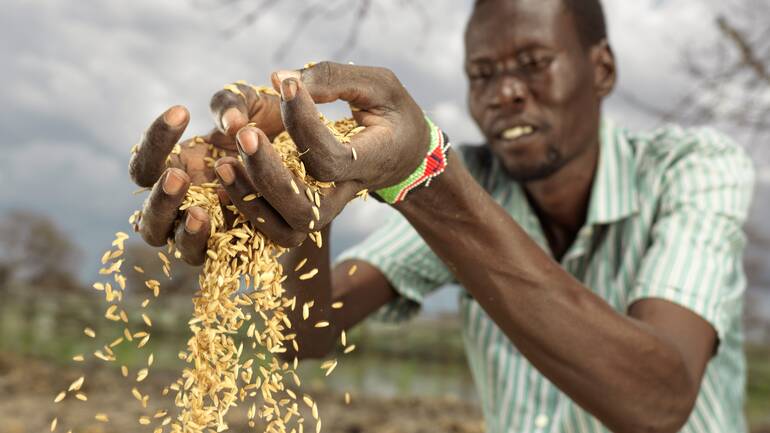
[585, 117, 640, 225]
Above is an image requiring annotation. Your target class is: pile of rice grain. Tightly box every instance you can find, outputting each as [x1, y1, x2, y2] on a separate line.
[168, 115, 360, 433]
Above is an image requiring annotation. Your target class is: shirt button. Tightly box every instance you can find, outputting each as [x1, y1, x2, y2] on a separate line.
[535, 414, 549, 428]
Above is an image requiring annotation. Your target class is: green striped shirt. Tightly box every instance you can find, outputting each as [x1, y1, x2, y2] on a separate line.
[337, 118, 755, 433]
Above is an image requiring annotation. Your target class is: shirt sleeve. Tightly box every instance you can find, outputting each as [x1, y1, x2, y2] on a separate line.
[335, 210, 455, 322]
[333, 145, 487, 322]
[627, 131, 755, 343]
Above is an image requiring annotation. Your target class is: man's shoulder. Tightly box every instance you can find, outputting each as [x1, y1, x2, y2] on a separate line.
[620, 122, 754, 214]
[624, 122, 750, 171]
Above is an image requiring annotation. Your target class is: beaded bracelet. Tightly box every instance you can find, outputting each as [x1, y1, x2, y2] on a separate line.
[373, 115, 451, 204]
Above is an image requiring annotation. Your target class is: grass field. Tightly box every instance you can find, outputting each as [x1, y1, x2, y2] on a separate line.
[0, 288, 768, 431]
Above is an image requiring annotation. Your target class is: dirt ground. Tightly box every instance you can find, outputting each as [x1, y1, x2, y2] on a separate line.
[0, 353, 484, 433]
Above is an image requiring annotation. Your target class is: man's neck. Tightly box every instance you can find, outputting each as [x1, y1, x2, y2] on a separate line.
[523, 141, 599, 256]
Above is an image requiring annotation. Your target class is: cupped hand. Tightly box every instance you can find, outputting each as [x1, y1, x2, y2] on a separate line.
[214, 61, 431, 248]
[128, 83, 283, 265]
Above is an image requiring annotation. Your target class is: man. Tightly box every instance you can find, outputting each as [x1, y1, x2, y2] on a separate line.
[128, 0, 755, 431]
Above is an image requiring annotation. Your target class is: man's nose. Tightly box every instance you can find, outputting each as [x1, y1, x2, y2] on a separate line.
[490, 75, 528, 109]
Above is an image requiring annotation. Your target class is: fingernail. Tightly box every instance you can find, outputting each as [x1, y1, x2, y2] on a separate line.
[221, 107, 243, 133]
[185, 212, 204, 234]
[281, 79, 297, 101]
[163, 169, 186, 195]
[221, 116, 230, 133]
[237, 128, 259, 155]
[215, 163, 235, 185]
[274, 69, 301, 82]
[163, 106, 187, 128]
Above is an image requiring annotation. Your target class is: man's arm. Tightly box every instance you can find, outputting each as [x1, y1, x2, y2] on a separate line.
[394, 148, 715, 433]
[277, 225, 398, 359]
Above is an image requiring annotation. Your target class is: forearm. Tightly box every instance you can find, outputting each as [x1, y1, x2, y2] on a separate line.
[279, 226, 399, 360]
[395, 149, 695, 432]
[279, 226, 335, 359]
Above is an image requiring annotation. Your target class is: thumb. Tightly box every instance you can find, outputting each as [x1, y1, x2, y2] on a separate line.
[271, 62, 396, 111]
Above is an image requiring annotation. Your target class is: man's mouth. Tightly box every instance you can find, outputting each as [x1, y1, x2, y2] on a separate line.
[499, 125, 537, 141]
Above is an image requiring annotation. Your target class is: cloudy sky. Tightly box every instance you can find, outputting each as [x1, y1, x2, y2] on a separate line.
[1, 0, 767, 311]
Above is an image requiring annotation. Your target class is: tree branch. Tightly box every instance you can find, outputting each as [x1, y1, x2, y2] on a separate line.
[716, 15, 770, 85]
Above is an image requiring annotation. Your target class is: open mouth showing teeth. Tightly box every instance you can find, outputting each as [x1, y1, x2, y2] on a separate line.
[500, 125, 536, 140]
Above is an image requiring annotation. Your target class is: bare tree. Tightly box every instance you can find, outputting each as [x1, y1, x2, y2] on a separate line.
[122, 241, 202, 298]
[192, 0, 431, 61]
[0, 210, 83, 292]
[621, 0, 770, 153]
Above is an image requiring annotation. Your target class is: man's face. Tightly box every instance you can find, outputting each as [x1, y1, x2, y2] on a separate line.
[465, 0, 609, 181]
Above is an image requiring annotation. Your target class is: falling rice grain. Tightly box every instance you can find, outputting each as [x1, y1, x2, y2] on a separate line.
[299, 268, 318, 281]
[54, 391, 66, 403]
[68, 376, 85, 391]
[294, 258, 308, 272]
[136, 368, 149, 382]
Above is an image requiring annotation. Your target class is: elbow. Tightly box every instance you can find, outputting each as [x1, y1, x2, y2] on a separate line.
[624, 412, 691, 433]
[620, 386, 698, 433]
[612, 367, 699, 433]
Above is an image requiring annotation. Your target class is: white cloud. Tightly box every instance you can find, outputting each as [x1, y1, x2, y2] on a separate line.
[1, 0, 764, 286]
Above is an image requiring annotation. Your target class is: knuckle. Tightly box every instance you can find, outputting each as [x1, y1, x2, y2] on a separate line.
[210, 89, 240, 113]
[175, 226, 207, 266]
[278, 232, 306, 249]
[128, 157, 155, 188]
[284, 206, 315, 232]
[307, 61, 336, 88]
[139, 224, 167, 248]
[305, 158, 339, 182]
[378, 66, 397, 80]
[180, 250, 205, 267]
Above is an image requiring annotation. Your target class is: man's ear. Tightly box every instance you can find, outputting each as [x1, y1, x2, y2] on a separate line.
[591, 39, 616, 98]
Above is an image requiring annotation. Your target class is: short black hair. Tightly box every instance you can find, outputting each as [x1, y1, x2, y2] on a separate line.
[473, 0, 608, 48]
[562, 0, 607, 48]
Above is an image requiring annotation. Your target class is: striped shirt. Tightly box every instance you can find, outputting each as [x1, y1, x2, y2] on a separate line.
[337, 118, 755, 433]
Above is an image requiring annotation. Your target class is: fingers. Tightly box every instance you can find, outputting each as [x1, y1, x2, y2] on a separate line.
[275, 76, 394, 184]
[235, 128, 321, 229]
[214, 157, 306, 248]
[272, 61, 398, 107]
[210, 83, 284, 139]
[138, 168, 190, 247]
[236, 126, 362, 228]
[130, 106, 190, 188]
[174, 206, 211, 266]
[210, 83, 251, 136]
[274, 77, 352, 182]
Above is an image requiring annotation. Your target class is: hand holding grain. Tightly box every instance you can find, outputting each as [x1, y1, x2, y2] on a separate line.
[216, 61, 431, 247]
[128, 85, 283, 265]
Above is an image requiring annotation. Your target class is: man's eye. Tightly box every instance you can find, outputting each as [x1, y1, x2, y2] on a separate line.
[468, 67, 493, 82]
[525, 56, 553, 71]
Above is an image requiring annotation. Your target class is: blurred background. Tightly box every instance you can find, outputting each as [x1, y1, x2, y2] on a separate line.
[0, 0, 768, 431]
